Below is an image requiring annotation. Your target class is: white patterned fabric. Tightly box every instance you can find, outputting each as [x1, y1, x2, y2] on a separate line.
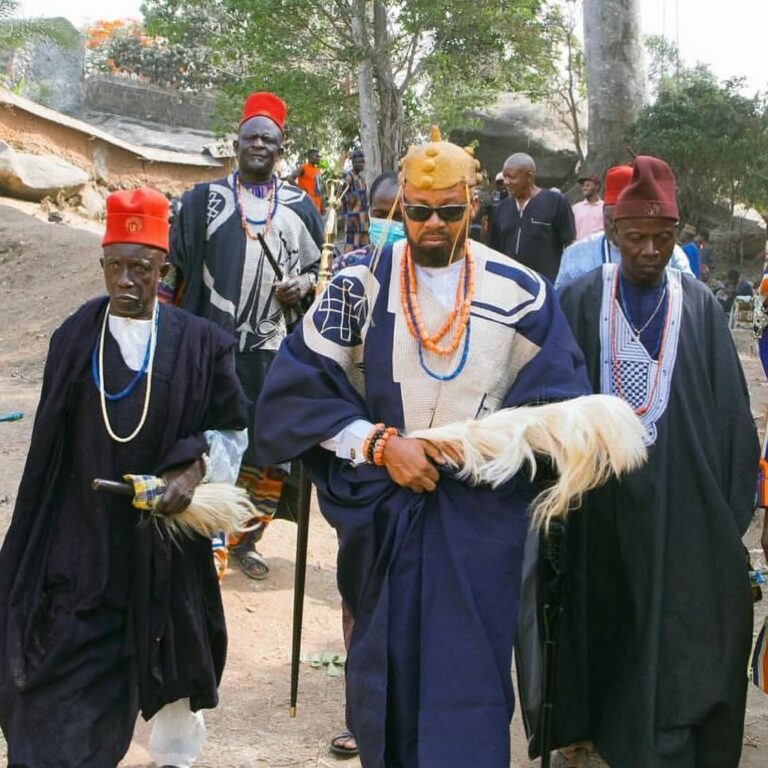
[599, 264, 683, 445]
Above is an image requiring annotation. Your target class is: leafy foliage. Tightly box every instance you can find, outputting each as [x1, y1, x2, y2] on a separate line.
[137, 0, 563, 167]
[630, 38, 768, 226]
[0, 0, 79, 53]
[83, 18, 210, 89]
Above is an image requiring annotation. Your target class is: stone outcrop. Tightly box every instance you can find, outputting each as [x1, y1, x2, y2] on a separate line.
[9, 20, 84, 114]
[450, 94, 580, 188]
[0, 141, 89, 202]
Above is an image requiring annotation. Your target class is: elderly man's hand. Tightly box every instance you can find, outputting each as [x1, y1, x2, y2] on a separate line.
[274, 274, 312, 306]
[156, 459, 205, 515]
[381, 436, 444, 493]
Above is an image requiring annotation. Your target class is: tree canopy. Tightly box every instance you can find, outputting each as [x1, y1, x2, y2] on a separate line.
[137, 0, 562, 175]
[629, 39, 768, 226]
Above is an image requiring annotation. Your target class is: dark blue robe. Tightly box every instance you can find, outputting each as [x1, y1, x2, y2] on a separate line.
[255, 241, 591, 768]
[0, 299, 248, 768]
[520, 267, 759, 768]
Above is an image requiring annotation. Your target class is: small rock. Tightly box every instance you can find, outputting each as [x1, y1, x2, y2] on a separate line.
[48, 211, 64, 223]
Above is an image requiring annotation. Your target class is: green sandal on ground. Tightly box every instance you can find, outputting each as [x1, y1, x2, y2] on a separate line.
[230, 549, 269, 580]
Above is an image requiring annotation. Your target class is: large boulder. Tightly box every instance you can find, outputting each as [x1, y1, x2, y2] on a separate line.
[450, 94, 580, 188]
[7, 20, 85, 113]
[0, 141, 89, 202]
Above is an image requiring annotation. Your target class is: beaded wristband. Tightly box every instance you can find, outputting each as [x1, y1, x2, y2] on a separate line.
[373, 427, 399, 466]
[363, 423, 385, 464]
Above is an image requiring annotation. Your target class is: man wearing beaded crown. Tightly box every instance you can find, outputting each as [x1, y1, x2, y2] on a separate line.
[0, 188, 249, 767]
[254, 127, 597, 768]
[162, 91, 323, 580]
[523, 156, 759, 768]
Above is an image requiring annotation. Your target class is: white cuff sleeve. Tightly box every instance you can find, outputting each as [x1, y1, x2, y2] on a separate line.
[203, 428, 248, 484]
[320, 419, 374, 465]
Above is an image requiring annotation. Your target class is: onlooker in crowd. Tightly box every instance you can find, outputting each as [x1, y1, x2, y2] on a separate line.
[571, 172, 604, 241]
[342, 150, 370, 253]
[470, 188, 492, 243]
[696, 229, 715, 272]
[291, 147, 324, 212]
[487, 170, 508, 228]
[489, 152, 575, 282]
[717, 268, 754, 315]
[678, 223, 700, 278]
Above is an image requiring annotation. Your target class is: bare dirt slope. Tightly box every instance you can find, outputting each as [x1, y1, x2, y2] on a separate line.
[0, 199, 765, 767]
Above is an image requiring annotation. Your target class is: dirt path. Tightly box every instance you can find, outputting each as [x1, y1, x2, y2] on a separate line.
[0, 200, 765, 766]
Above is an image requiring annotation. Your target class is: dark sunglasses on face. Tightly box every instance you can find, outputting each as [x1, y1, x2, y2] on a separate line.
[402, 202, 468, 222]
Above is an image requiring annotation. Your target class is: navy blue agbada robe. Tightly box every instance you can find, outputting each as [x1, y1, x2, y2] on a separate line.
[255, 241, 591, 768]
[0, 299, 248, 768]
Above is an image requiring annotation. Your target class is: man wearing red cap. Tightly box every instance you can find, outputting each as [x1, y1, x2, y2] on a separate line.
[0, 188, 249, 767]
[555, 165, 693, 290]
[522, 157, 759, 768]
[163, 92, 324, 580]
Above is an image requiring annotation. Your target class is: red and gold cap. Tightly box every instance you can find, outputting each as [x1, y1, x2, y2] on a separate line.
[603, 165, 633, 205]
[399, 126, 483, 191]
[240, 92, 287, 131]
[613, 156, 679, 221]
[102, 188, 169, 252]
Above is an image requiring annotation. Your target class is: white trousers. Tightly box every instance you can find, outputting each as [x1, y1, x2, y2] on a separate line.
[148, 699, 206, 768]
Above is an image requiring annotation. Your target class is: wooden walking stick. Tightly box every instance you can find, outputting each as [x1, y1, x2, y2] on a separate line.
[289, 469, 312, 717]
[538, 520, 567, 768]
[288, 177, 340, 716]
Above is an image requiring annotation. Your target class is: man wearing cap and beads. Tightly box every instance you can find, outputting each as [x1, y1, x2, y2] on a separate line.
[555, 165, 693, 291]
[0, 188, 249, 767]
[520, 157, 759, 768]
[254, 128, 598, 768]
[162, 92, 323, 580]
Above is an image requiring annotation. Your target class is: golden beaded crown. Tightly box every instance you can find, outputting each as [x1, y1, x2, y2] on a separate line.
[399, 126, 483, 191]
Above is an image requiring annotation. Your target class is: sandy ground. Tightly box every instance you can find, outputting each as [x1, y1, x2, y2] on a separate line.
[0, 198, 766, 766]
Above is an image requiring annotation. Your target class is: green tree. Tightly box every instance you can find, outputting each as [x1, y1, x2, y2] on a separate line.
[0, 0, 79, 54]
[140, 0, 557, 176]
[629, 43, 768, 227]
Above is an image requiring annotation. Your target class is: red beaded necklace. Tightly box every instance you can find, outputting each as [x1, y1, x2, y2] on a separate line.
[236, 173, 277, 240]
[400, 244, 474, 356]
[609, 268, 671, 415]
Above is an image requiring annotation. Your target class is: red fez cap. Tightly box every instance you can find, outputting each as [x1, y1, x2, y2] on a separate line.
[240, 92, 287, 131]
[102, 188, 169, 252]
[613, 156, 679, 221]
[603, 165, 633, 205]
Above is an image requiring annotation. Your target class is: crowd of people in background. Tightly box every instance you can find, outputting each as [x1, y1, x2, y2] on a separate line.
[275, 145, 760, 319]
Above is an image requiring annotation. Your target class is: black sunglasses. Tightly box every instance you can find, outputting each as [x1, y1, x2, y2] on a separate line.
[402, 202, 468, 223]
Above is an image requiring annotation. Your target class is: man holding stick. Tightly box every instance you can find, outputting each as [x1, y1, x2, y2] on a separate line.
[0, 188, 249, 767]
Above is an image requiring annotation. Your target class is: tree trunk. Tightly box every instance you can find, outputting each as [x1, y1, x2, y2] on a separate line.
[582, 0, 645, 175]
[372, 0, 404, 173]
[350, 0, 382, 183]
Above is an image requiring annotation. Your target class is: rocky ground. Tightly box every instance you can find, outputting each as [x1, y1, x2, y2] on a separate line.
[0, 198, 765, 766]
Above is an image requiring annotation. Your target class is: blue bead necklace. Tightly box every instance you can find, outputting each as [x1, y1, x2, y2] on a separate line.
[91, 306, 159, 401]
[404, 255, 472, 382]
